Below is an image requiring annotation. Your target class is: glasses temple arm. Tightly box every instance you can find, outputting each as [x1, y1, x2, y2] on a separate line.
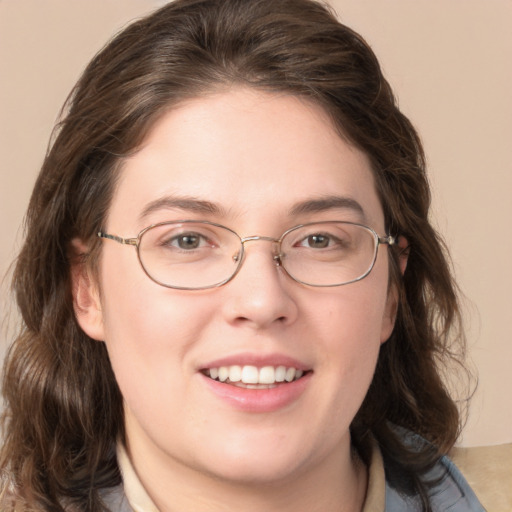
[97, 232, 138, 246]
[378, 235, 396, 246]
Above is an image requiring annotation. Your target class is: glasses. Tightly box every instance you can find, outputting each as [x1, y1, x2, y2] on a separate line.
[98, 220, 395, 290]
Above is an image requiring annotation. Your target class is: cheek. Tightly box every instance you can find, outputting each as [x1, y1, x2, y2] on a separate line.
[283, 286, 385, 461]
[97, 251, 211, 406]
[310, 277, 389, 395]
[317, 280, 390, 349]
[327, 301, 382, 385]
[99, 246, 203, 345]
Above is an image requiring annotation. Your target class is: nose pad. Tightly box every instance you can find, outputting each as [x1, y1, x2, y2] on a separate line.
[231, 250, 282, 274]
[233, 240, 282, 266]
[273, 237, 290, 269]
[273, 252, 283, 267]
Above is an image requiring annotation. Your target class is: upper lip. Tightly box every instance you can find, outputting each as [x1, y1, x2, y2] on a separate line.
[199, 352, 311, 371]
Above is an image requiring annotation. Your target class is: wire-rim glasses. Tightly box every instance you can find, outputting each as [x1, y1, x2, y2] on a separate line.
[98, 220, 395, 290]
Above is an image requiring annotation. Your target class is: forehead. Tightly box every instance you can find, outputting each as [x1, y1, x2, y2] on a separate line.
[108, 88, 383, 232]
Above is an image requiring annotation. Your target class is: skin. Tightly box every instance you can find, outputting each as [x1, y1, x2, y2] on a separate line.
[74, 88, 398, 512]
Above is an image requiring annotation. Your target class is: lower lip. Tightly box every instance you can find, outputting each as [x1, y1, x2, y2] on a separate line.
[201, 372, 312, 413]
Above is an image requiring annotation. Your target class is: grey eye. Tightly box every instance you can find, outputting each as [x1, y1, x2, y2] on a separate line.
[176, 233, 201, 249]
[306, 234, 330, 248]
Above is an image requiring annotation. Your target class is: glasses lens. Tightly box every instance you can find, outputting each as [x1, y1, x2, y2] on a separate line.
[280, 222, 378, 286]
[138, 222, 242, 289]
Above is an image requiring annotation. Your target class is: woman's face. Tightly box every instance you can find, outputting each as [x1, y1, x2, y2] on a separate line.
[77, 88, 397, 487]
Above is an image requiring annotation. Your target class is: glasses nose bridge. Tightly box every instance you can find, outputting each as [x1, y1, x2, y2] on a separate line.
[241, 234, 279, 245]
[239, 235, 282, 263]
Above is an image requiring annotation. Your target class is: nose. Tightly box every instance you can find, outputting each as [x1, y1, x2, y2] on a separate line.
[221, 238, 299, 330]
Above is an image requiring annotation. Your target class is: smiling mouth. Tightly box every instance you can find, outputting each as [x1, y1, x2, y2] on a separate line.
[201, 365, 310, 389]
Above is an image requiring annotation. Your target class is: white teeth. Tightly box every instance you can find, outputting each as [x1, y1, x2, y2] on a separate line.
[218, 366, 229, 382]
[228, 365, 242, 383]
[285, 367, 296, 382]
[206, 364, 306, 385]
[233, 382, 275, 389]
[275, 366, 286, 382]
[259, 366, 275, 384]
[241, 365, 259, 384]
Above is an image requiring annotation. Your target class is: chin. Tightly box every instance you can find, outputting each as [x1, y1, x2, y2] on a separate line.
[200, 456, 306, 487]
[198, 432, 324, 487]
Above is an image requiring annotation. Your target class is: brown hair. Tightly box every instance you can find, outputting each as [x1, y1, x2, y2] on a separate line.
[1, 0, 467, 510]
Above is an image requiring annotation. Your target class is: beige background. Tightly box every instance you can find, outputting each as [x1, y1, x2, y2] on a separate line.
[1, 0, 511, 448]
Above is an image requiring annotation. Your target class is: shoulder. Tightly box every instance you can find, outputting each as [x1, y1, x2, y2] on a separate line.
[382, 431, 485, 512]
[385, 454, 485, 511]
[100, 484, 134, 512]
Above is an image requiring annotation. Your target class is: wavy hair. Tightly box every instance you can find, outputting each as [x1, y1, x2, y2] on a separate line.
[1, 0, 467, 510]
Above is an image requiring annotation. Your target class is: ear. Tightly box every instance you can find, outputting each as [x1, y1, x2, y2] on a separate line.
[380, 236, 409, 344]
[396, 235, 409, 275]
[70, 238, 105, 341]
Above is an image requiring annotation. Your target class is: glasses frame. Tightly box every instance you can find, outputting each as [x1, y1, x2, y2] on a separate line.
[98, 220, 395, 290]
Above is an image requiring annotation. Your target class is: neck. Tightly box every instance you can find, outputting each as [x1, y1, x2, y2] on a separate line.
[124, 436, 368, 512]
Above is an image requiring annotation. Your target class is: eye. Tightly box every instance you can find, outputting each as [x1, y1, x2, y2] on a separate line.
[302, 234, 331, 249]
[166, 232, 211, 250]
[296, 232, 342, 249]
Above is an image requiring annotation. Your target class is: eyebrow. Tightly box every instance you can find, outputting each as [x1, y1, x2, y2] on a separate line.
[139, 195, 227, 221]
[139, 194, 366, 223]
[289, 195, 366, 219]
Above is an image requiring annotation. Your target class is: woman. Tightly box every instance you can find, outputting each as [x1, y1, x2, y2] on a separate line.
[0, 0, 483, 510]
